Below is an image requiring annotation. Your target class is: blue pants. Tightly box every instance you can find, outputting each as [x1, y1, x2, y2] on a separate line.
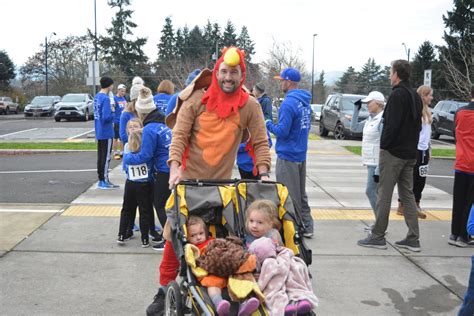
[458, 256, 474, 316]
[366, 165, 378, 217]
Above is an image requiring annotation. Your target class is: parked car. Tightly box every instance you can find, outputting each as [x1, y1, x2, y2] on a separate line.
[319, 93, 368, 140]
[0, 96, 19, 114]
[54, 93, 94, 122]
[310, 104, 323, 122]
[431, 100, 468, 139]
[24, 96, 60, 117]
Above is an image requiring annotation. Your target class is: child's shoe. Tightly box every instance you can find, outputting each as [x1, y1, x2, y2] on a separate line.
[284, 303, 297, 315]
[117, 235, 125, 244]
[142, 239, 150, 248]
[296, 299, 312, 314]
[238, 297, 259, 316]
[216, 299, 231, 316]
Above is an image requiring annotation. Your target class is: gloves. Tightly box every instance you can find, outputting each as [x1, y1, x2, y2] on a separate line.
[354, 99, 362, 111]
[373, 175, 379, 183]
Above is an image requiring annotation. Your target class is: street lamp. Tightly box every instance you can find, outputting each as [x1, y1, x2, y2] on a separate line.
[45, 32, 56, 96]
[402, 42, 410, 62]
[311, 33, 317, 104]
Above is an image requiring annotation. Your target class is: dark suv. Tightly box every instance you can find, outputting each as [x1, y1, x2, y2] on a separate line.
[431, 100, 468, 139]
[319, 93, 368, 140]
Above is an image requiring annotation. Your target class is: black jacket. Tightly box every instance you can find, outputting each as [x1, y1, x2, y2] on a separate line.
[143, 109, 166, 126]
[380, 81, 422, 159]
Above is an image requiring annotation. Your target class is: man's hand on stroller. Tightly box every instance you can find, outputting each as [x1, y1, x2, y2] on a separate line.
[169, 161, 183, 189]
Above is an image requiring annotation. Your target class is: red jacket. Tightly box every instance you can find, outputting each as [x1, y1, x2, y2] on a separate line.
[454, 101, 474, 173]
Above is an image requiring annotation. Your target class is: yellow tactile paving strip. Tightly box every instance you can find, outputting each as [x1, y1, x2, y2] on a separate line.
[62, 205, 452, 221]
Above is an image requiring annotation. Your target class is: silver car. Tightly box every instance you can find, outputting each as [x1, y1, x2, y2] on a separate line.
[54, 93, 94, 122]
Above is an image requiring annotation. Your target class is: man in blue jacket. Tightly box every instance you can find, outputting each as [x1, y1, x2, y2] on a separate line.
[94, 76, 119, 189]
[266, 67, 313, 237]
[253, 82, 273, 121]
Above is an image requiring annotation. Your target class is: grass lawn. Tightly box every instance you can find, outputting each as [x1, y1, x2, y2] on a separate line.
[0, 142, 96, 150]
[344, 146, 455, 158]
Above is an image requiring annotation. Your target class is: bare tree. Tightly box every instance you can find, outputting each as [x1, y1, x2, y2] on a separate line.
[439, 39, 472, 99]
[260, 38, 309, 103]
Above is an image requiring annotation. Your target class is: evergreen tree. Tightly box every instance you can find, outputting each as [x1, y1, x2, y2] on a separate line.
[181, 26, 190, 57]
[237, 26, 255, 61]
[187, 26, 206, 58]
[373, 66, 392, 97]
[0, 50, 16, 90]
[174, 28, 185, 58]
[335, 66, 358, 93]
[98, 0, 148, 79]
[313, 71, 327, 104]
[211, 22, 222, 60]
[203, 20, 214, 57]
[356, 58, 383, 94]
[157, 16, 175, 62]
[438, 0, 473, 99]
[222, 20, 238, 47]
[411, 41, 436, 88]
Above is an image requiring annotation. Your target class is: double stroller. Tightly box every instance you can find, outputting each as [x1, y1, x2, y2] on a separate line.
[164, 179, 313, 316]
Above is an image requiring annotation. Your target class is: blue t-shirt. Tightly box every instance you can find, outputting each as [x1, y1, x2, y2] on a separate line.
[94, 92, 114, 140]
[113, 96, 127, 124]
[153, 93, 172, 114]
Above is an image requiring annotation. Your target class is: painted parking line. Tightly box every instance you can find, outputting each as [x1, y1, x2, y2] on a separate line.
[67, 129, 95, 140]
[61, 205, 452, 221]
[427, 175, 454, 179]
[0, 128, 38, 138]
[0, 169, 96, 174]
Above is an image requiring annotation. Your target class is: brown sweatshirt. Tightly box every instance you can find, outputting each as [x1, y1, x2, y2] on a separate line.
[168, 88, 271, 180]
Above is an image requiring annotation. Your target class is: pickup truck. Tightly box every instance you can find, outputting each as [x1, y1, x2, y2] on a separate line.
[0, 96, 19, 114]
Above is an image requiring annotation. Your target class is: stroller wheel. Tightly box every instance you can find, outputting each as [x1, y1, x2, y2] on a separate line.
[165, 281, 184, 316]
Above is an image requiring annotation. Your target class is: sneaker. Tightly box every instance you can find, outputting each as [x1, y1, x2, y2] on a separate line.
[113, 153, 121, 160]
[97, 180, 115, 190]
[146, 288, 165, 316]
[455, 236, 473, 248]
[395, 238, 421, 252]
[296, 299, 312, 314]
[216, 299, 231, 316]
[152, 240, 166, 252]
[238, 297, 260, 316]
[150, 231, 165, 244]
[142, 239, 150, 248]
[124, 230, 134, 240]
[117, 235, 125, 244]
[284, 303, 297, 316]
[448, 234, 457, 246]
[357, 234, 387, 249]
[105, 181, 120, 188]
[303, 232, 313, 238]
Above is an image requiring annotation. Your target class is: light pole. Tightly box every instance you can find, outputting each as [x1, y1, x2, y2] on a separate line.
[402, 42, 410, 62]
[45, 32, 56, 96]
[311, 33, 317, 104]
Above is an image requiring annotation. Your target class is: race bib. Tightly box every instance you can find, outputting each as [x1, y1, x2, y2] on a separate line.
[419, 165, 429, 177]
[128, 164, 149, 181]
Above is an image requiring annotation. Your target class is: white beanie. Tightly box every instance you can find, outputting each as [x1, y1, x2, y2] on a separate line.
[130, 83, 144, 101]
[135, 87, 155, 116]
[132, 76, 144, 85]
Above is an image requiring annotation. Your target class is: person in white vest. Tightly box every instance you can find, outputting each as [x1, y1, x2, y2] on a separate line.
[349, 91, 385, 230]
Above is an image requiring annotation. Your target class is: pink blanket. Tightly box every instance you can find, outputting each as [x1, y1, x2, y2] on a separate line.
[257, 247, 318, 315]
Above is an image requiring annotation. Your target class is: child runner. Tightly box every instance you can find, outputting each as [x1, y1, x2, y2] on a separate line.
[117, 120, 154, 248]
[113, 84, 127, 160]
[245, 199, 316, 314]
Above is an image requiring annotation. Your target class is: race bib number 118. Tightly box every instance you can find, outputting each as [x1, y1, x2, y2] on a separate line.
[128, 164, 148, 181]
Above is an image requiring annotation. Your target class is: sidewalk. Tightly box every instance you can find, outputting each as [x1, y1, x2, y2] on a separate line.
[0, 138, 471, 315]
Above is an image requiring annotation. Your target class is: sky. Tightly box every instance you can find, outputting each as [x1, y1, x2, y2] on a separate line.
[0, 0, 454, 76]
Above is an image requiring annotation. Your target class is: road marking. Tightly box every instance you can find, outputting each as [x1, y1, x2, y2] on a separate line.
[0, 128, 38, 138]
[0, 169, 96, 174]
[0, 208, 59, 213]
[427, 175, 454, 179]
[67, 129, 95, 140]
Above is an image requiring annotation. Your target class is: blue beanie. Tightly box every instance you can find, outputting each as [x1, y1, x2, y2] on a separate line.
[185, 69, 201, 86]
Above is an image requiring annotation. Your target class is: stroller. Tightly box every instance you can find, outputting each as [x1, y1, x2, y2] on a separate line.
[163, 179, 312, 316]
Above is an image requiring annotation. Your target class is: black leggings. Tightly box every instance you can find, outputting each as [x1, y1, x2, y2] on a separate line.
[413, 149, 430, 203]
[119, 180, 153, 240]
[97, 139, 112, 181]
[153, 171, 171, 228]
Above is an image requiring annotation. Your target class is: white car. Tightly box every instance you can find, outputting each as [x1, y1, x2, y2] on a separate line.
[54, 93, 94, 122]
[310, 104, 323, 122]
